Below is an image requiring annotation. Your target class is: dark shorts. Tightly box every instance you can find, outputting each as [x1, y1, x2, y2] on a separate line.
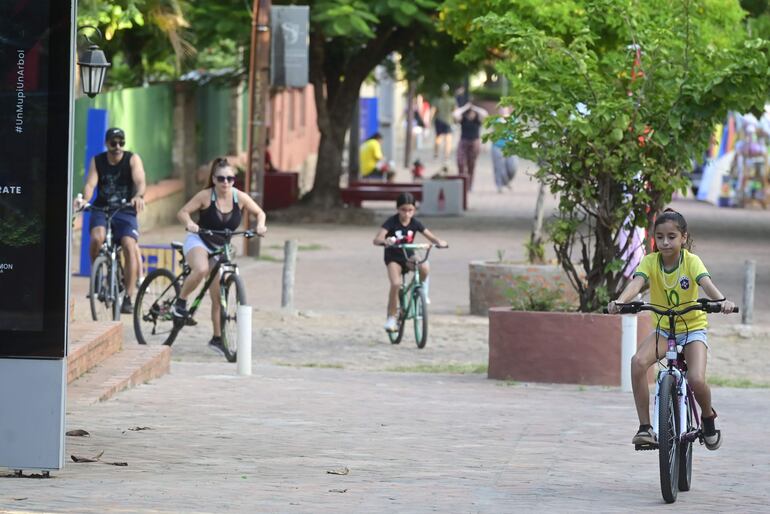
[434, 119, 451, 135]
[89, 209, 140, 242]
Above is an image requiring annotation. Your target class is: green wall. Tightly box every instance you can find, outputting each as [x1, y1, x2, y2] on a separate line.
[73, 84, 174, 188]
[197, 84, 234, 164]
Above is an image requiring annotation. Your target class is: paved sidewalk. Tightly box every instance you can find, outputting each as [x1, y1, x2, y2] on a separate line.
[7, 137, 767, 512]
[3, 362, 769, 513]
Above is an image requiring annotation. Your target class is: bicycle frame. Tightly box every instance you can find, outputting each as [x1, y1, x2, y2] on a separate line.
[394, 244, 432, 320]
[650, 314, 700, 446]
[85, 203, 132, 308]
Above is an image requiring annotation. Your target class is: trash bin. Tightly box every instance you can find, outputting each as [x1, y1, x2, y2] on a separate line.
[420, 179, 464, 216]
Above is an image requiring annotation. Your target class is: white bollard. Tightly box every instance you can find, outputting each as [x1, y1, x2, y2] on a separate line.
[237, 305, 252, 376]
[621, 314, 637, 392]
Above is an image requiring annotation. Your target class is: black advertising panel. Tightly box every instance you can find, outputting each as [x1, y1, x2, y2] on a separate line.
[0, 0, 72, 358]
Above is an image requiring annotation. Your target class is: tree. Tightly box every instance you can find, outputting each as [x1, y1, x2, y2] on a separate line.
[444, 0, 770, 311]
[304, 0, 444, 207]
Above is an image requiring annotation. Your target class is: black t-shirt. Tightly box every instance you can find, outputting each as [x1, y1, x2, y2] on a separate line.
[381, 214, 425, 262]
[94, 151, 136, 213]
[460, 112, 482, 140]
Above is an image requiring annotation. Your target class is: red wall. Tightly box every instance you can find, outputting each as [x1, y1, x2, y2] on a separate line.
[268, 86, 319, 172]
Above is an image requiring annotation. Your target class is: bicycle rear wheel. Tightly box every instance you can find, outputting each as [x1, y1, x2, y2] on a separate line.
[134, 269, 181, 346]
[658, 373, 680, 503]
[90, 255, 114, 321]
[413, 287, 428, 349]
[388, 289, 406, 345]
[220, 273, 246, 363]
[678, 391, 694, 492]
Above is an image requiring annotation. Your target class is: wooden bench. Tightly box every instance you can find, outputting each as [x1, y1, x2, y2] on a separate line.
[341, 182, 422, 207]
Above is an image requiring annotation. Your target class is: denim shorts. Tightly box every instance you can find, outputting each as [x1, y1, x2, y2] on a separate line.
[89, 209, 139, 241]
[656, 329, 708, 349]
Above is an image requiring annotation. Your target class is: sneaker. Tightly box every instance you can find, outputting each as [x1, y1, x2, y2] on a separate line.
[172, 304, 188, 320]
[702, 409, 722, 451]
[208, 337, 226, 357]
[120, 296, 133, 314]
[632, 426, 657, 445]
[383, 316, 398, 332]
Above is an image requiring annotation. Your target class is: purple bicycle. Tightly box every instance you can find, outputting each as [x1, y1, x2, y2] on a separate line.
[611, 298, 738, 503]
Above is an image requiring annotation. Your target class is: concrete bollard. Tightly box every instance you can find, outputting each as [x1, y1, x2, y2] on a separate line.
[282, 240, 298, 310]
[742, 260, 755, 325]
[237, 304, 252, 376]
[621, 314, 637, 392]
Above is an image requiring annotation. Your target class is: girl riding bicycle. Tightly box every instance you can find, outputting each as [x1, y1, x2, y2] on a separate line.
[373, 193, 448, 332]
[174, 157, 267, 356]
[608, 208, 734, 451]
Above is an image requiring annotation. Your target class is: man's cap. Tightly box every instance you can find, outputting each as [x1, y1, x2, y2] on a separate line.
[105, 127, 125, 141]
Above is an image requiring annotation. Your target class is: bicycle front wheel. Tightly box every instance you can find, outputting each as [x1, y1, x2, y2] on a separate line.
[220, 273, 247, 363]
[658, 373, 680, 503]
[678, 393, 694, 492]
[413, 287, 428, 349]
[90, 255, 114, 321]
[388, 290, 406, 345]
[134, 269, 181, 346]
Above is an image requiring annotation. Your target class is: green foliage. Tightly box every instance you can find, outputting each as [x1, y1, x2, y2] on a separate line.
[444, 0, 770, 311]
[503, 275, 576, 312]
[0, 208, 41, 246]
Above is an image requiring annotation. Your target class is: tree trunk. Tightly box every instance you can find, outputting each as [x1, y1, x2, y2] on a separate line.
[528, 180, 547, 264]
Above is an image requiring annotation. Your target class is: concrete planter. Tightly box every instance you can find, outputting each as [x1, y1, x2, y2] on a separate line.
[488, 308, 653, 386]
[469, 261, 577, 315]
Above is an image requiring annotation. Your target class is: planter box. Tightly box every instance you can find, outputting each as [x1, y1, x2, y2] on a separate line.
[488, 308, 653, 386]
[469, 261, 577, 315]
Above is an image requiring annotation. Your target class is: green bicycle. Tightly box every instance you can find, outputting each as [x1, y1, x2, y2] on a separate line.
[387, 243, 445, 348]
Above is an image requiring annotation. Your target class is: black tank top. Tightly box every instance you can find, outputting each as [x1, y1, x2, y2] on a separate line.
[94, 151, 135, 211]
[198, 188, 242, 249]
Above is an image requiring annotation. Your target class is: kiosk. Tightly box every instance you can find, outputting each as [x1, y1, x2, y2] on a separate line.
[0, 0, 75, 472]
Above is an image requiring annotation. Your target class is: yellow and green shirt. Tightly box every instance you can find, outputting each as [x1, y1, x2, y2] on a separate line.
[633, 249, 711, 332]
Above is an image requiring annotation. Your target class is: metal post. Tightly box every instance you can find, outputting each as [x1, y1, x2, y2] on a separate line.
[742, 259, 755, 325]
[621, 314, 637, 392]
[282, 240, 298, 310]
[244, 0, 271, 257]
[404, 80, 415, 170]
[237, 305, 253, 376]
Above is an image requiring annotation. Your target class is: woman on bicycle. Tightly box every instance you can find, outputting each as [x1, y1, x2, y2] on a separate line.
[608, 208, 734, 450]
[174, 157, 267, 356]
[373, 193, 447, 332]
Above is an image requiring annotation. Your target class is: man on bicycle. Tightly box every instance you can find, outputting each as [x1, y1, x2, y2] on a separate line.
[76, 127, 146, 314]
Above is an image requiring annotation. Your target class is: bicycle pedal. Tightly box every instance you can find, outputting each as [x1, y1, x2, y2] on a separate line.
[634, 443, 659, 451]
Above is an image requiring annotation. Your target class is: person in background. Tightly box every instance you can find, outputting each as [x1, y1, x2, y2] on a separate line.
[433, 84, 455, 164]
[491, 107, 517, 193]
[453, 99, 488, 191]
[359, 132, 394, 181]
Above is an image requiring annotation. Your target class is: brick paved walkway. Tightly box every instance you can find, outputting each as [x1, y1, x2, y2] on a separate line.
[3, 362, 769, 513]
[3, 141, 768, 513]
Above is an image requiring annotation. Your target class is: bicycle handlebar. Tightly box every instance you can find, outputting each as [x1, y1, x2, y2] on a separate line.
[603, 298, 739, 315]
[190, 228, 259, 239]
[390, 243, 448, 250]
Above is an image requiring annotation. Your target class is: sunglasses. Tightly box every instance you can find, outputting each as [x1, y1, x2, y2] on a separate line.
[109, 140, 126, 148]
[215, 175, 236, 184]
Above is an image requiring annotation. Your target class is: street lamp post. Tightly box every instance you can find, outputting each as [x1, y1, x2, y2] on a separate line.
[77, 26, 111, 98]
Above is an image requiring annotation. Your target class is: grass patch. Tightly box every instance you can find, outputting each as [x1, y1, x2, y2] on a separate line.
[385, 363, 488, 374]
[257, 254, 282, 262]
[494, 379, 519, 387]
[709, 376, 770, 389]
[267, 243, 327, 251]
[275, 361, 345, 369]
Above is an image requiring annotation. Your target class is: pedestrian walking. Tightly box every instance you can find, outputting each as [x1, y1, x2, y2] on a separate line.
[453, 99, 488, 191]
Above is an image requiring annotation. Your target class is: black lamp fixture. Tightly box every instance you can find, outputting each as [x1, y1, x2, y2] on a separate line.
[77, 26, 111, 98]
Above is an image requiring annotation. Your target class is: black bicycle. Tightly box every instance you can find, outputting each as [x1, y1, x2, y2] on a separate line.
[609, 298, 738, 503]
[77, 199, 134, 321]
[133, 228, 253, 362]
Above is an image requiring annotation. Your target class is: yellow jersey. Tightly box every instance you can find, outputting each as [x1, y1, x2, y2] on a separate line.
[633, 249, 711, 332]
[360, 138, 383, 177]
